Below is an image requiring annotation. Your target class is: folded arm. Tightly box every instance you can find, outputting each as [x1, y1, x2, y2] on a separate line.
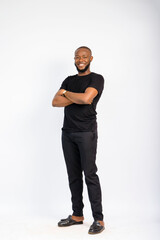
[52, 87, 98, 107]
[64, 87, 98, 105]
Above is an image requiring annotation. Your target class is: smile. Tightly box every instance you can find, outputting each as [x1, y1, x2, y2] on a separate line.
[78, 63, 85, 67]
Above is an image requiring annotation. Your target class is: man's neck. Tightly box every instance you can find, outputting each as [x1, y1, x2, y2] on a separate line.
[78, 69, 91, 76]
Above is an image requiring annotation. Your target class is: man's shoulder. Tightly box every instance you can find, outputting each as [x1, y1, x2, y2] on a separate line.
[66, 74, 77, 79]
[62, 74, 77, 84]
[92, 72, 103, 78]
[91, 72, 104, 81]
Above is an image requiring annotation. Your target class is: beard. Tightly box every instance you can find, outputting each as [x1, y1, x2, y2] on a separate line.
[75, 63, 90, 73]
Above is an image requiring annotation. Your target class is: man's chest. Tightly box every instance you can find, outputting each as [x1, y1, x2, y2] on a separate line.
[67, 78, 91, 93]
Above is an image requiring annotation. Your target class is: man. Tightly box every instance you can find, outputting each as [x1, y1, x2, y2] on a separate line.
[52, 46, 105, 234]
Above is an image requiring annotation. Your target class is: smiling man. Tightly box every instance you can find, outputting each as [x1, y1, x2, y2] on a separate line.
[52, 46, 105, 234]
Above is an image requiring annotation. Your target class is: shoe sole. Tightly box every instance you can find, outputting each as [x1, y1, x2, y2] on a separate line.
[88, 227, 105, 234]
[58, 222, 83, 227]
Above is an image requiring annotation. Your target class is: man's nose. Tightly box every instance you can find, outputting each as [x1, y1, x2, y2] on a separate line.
[79, 57, 84, 62]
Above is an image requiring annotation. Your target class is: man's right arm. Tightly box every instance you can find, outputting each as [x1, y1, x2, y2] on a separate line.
[52, 89, 73, 107]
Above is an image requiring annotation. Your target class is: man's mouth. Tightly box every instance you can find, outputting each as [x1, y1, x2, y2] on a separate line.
[78, 63, 85, 67]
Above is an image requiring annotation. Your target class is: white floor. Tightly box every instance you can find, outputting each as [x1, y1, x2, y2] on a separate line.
[0, 215, 159, 240]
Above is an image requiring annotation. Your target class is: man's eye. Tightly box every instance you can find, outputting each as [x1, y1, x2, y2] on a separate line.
[75, 56, 87, 60]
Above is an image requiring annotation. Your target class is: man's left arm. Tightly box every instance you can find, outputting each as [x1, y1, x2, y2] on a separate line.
[64, 87, 98, 105]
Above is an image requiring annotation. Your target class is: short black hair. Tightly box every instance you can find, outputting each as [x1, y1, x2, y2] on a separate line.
[75, 46, 92, 56]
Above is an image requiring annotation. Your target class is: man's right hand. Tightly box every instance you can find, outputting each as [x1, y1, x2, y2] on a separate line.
[52, 89, 73, 107]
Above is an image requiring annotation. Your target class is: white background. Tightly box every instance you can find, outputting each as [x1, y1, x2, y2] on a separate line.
[0, 0, 160, 238]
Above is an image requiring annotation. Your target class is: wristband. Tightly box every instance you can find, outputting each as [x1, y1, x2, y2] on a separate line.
[62, 90, 67, 97]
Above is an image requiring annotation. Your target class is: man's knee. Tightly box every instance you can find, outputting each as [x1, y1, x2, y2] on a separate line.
[84, 170, 99, 185]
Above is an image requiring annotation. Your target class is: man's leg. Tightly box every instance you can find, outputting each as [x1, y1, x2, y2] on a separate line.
[62, 131, 84, 217]
[74, 131, 104, 221]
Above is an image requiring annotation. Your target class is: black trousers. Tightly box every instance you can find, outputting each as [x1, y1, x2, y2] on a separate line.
[62, 130, 103, 221]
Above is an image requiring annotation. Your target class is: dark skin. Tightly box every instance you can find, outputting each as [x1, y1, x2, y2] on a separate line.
[52, 48, 98, 107]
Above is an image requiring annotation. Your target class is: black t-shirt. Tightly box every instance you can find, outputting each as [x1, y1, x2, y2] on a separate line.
[60, 72, 104, 132]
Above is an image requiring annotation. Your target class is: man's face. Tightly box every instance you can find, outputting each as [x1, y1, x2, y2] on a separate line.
[74, 48, 93, 73]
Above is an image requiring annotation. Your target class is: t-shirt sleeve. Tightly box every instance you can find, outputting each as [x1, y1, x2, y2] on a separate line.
[59, 77, 69, 90]
[87, 74, 104, 95]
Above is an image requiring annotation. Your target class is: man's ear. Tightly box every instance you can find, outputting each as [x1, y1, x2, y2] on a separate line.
[90, 56, 93, 62]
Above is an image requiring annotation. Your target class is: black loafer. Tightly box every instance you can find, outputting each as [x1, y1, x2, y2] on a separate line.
[88, 220, 105, 234]
[58, 215, 83, 227]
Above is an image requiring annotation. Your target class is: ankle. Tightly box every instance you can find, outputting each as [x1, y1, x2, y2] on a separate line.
[72, 215, 84, 222]
[97, 220, 104, 227]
